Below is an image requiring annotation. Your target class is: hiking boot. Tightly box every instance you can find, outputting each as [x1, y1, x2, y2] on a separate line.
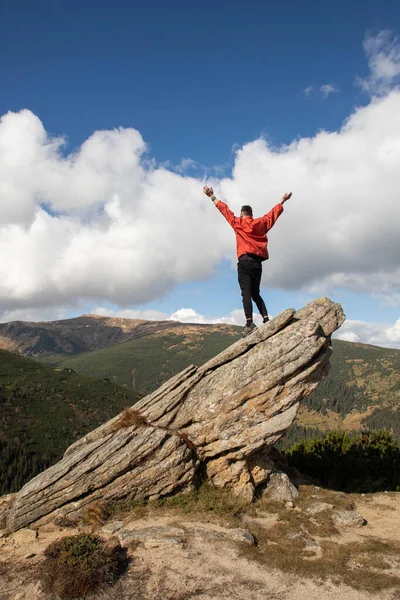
[242, 323, 258, 338]
[263, 316, 269, 324]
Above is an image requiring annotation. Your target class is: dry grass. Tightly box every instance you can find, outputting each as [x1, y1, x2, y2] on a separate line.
[240, 521, 400, 592]
[103, 483, 400, 593]
[82, 501, 109, 529]
[107, 483, 247, 528]
[295, 483, 356, 510]
[110, 408, 148, 432]
[54, 515, 78, 528]
[241, 487, 400, 592]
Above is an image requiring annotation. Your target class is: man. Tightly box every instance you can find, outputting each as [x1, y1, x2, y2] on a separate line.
[203, 185, 292, 337]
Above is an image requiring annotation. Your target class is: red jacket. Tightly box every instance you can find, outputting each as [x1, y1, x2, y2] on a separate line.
[216, 200, 284, 260]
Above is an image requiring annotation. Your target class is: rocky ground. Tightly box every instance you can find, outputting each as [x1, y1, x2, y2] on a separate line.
[1, 486, 399, 600]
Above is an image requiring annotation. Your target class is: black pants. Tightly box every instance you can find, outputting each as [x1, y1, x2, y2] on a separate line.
[237, 255, 268, 322]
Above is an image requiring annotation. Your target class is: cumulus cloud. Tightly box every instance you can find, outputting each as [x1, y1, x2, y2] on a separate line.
[170, 307, 247, 325]
[0, 109, 228, 314]
[218, 88, 400, 297]
[0, 305, 70, 324]
[358, 30, 400, 95]
[0, 32, 400, 321]
[334, 318, 400, 350]
[93, 305, 248, 326]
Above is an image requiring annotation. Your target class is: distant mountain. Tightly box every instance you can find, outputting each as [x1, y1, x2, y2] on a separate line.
[0, 314, 240, 359]
[0, 349, 140, 494]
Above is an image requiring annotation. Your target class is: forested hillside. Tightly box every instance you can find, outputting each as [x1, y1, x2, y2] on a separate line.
[291, 340, 400, 445]
[0, 349, 140, 494]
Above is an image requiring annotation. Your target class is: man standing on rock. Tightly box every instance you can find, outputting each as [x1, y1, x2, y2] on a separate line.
[203, 185, 292, 337]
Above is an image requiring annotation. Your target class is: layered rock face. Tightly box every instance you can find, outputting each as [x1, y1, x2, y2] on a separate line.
[3, 297, 345, 532]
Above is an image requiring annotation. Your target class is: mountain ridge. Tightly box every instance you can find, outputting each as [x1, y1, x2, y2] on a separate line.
[0, 314, 240, 358]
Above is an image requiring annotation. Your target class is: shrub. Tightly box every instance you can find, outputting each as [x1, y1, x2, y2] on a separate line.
[284, 430, 400, 492]
[39, 533, 120, 599]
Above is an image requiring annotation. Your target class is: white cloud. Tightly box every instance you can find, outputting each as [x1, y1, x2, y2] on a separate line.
[303, 85, 314, 97]
[320, 84, 339, 98]
[92, 306, 248, 326]
[170, 308, 207, 323]
[170, 307, 250, 325]
[0, 33, 400, 320]
[358, 30, 400, 95]
[218, 79, 400, 299]
[0, 306, 70, 324]
[92, 307, 170, 321]
[336, 330, 360, 343]
[0, 110, 227, 313]
[303, 84, 338, 98]
[334, 318, 400, 350]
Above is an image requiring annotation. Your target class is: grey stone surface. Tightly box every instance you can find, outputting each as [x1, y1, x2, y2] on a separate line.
[262, 472, 300, 503]
[101, 521, 124, 535]
[118, 525, 186, 548]
[185, 525, 255, 546]
[305, 502, 335, 515]
[332, 510, 366, 528]
[3, 297, 345, 532]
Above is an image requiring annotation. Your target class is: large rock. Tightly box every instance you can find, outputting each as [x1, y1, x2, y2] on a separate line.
[261, 472, 299, 503]
[332, 510, 366, 528]
[2, 297, 345, 532]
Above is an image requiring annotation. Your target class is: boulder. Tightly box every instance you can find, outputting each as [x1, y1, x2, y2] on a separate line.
[117, 525, 186, 549]
[3, 297, 345, 532]
[332, 510, 366, 528]
[261, 472, 300, 503]
[305, 502, 335, 515]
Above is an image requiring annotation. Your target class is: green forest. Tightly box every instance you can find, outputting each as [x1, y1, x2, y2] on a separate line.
[0, 349, 140, 494]
[284, 430, 400, 492]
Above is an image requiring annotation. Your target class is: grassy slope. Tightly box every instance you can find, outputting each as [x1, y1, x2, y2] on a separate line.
[56, 329, 242, 395]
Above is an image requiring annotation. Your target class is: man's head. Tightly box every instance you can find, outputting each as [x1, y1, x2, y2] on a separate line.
[240, 205, 253, 218]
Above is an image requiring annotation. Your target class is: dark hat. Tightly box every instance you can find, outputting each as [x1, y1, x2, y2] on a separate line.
[241, 205, 253, 216]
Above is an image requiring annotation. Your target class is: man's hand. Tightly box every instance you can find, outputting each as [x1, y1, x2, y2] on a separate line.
[281, 192, 292, 204]
[203, 186, 214, 198]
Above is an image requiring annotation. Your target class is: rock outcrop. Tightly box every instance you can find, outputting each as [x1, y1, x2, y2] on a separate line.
[2, 297, 345, 532]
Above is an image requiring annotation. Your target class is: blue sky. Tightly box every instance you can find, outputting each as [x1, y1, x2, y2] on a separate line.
[1, 0, 400, 347]
[2, 0, 399, 164]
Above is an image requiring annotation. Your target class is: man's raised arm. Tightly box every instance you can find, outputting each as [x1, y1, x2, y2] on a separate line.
[263, 192, 292, 231]
[203, 185, 236, 228]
